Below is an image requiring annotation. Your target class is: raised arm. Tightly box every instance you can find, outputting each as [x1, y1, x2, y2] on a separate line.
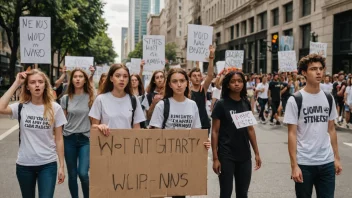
[203, 45, 215, 91]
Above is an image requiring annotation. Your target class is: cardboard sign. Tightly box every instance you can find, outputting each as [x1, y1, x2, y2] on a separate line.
[309, 42, 327, 58]
[130, 58, 142, 74]
[231, 111, 257, 129]
[278, 51, 297, 72]
[143, 35, 165, 72]
[65, 56, 94, 73]
[20, 17, 51, 63]
[279, 36, 294, 51]
[90, 129, 208, 198]
[187, 24, 213, 62]
[216, 61, 225, 73]
[225, 50, 244, 68]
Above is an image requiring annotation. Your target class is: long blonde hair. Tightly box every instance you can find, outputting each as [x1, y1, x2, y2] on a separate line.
[20, 69, 55, 125]
[67, 69, 95, 108]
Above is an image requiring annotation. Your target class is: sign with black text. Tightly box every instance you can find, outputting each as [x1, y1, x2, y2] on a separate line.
[278, 51, 297, 72]
[20, 17, 51, 63]
[231, 111, 257, 129]
[187, 24, 213, 62]
[225, 50, 244, 68]
[310, 42, 327, 58]
[143, 35, 165, 72]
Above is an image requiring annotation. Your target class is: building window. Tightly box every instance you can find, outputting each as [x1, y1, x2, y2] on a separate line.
[259, 12, 267, 30]
[179, 15, 181, 19]
[301, 24, 311, 48]
[216, 32, 221, 46]
[236, 24, 240, 37]
[242, 21, 247, 36]
[179, 22, 182, 28]
[284, 29, 293, 36]
[272, 8, 279, 26]
[179, 31, 182, 37]
[249, 17, 254, 33]
[179, 6, 181, 11]
[302, 0, 311, 17]
[284, 2, 293, 22]
[230, 25, 234, 40]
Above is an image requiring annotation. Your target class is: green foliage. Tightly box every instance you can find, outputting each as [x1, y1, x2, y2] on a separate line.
[127, 41, 143, 61]
[165, 42, 178, 62]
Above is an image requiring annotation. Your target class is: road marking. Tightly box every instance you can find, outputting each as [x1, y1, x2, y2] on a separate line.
[0, 124, 19, 141]
[343, 142, 352, 147]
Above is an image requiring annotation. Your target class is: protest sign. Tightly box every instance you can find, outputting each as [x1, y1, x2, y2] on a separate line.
[130, 58, 142, 74]
[187, 24, 213, 62]
[65, 56, 94, 73]
[143, 35, 165, 72]
[279, 36, 294, 51]
[90, 129, 208, 198]
[103, 65, 110, 74]
[310, 42, 327, 58]
[225, 50, 244, 68]
[216, 61, 225, 73]
[231, 111, 258, 129]
[20, 17, 51, 63]
[169, 64, 181, 69]
[93, 66, 103, 85]
[278, 51, 297, 72]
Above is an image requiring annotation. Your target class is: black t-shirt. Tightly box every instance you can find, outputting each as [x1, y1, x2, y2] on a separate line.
[191, 87, 210, 129]
[332, 82, 344, 102]
[211, 97, 251, 162]
[269, 81, 281, 101]
[281, 82, 291, 100]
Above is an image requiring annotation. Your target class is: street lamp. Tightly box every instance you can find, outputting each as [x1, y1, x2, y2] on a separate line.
[311, 31, 318, 42]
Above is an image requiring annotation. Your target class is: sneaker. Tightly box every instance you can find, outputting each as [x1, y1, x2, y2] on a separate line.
[276, 121, 281, 126]
[261, 117, 266, 124]
[270, 121, 275, 125]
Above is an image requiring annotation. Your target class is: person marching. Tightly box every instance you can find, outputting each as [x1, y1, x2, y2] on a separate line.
[60, 68, 95, 198]
[284, 54, 342, 198]
[211, 71, 261, 198]
[188, 45, 215, 134]
[149, 68, 211, 198]
[255, 75, 269, 123]
[0, 69, 67, 198]
[89, 64, 145, 135]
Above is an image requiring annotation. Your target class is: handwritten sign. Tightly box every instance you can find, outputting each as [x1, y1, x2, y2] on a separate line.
[225, 50, 244, 68]
[65, 56, 94, 73]
[187, 24, 213, 62]
[169, 64, 181, 69]
[130, 58, 142, 74]
[20, 17, 51, 63]
[103, 65, 110, 74]
[90, 129, 208, 198]
[143, 35, 165, 72]
[278, 51, 297, 72]
[231, 111, 257, 129]
[93, 66, 103, 85]
[216, 61, 225, 73]
[310, 42, 327, 58]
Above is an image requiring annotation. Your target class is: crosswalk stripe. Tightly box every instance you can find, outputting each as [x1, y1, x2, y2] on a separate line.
[343, 142, 352, 147]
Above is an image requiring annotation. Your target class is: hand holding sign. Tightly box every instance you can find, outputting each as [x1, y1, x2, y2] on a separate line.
[206, 45, 216, 62]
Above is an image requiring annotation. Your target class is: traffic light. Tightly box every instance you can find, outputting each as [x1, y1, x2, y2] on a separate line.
[271, 33, 279, 53]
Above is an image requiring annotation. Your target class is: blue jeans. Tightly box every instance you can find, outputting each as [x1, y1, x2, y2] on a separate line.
[16, 161, 57, 198]
[295, 162, 335, 198]
[64, 133, 90, 198]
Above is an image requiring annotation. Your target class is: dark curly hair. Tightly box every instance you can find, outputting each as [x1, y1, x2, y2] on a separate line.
[298, 54, 326, 74]
[221, 71, 247, 99]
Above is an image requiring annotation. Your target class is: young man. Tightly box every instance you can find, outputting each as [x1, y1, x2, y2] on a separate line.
[255, 75, 269, 123]
[332, 72, 346, 124]
[189, 45, 215, 134]
[284, 54, 342, 198]
[268, 73, 282, 125]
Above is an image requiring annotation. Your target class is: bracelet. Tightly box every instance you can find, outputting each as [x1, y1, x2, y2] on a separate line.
[209, 57, 214, 59]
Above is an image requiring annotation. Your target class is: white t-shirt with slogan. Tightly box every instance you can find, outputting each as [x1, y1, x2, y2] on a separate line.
[149, 97, 202, 129]
[283, 89, 337, 165]
[89, 92, 146, 129]
[10, 102, 67, 166]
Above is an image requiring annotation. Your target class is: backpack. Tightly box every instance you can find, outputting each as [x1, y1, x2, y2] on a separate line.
[130, 95, 137, 128]
[18, 103, 23, 145]
[292, 91, 333, 120]
[161, 98, 170, 129]
[146, 92, 156, 106]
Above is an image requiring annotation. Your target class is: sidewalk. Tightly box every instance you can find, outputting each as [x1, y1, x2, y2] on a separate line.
[0, 101, 19, 140]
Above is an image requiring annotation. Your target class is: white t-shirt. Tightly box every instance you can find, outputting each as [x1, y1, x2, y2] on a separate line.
[345, 86, 352, 105]
[320, 83, 333, 93]
[89, 92, 146, 129]
[10, 102, 67, 166]
[212, 87, 221, 100]
[256, 83, 269, 99]
[149, 97, 202, 129]
[283, 90, 337, 165]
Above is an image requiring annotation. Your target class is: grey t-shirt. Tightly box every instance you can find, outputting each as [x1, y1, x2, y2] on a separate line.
[61, 94, 91, 137]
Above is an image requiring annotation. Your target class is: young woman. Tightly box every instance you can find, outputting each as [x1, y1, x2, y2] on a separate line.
[60, 68, 95, 198]
[97, 73, 107, 95]
[131, 73, 145, 102]
[0, 69, 66, 198]
[344, 79, 351, 128]
[141, 70, 165, 121]
[211, 71, 261, 198]
[149, 68, 211, 198]
[246, 74, 255, 113]
[89, 64, 145, 135]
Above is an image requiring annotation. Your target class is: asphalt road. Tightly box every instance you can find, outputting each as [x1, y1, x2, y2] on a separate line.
[0, 123, 351, 198]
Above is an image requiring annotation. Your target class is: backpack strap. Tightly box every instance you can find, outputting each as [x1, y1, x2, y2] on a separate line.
[293, 91, 303, 120]
[65, 95, 69, 111]
[162, 98, 170, 129]
[147, 93, 153, 106]
[130, 95, 137, 128]
[18, 103, 23, 146]
[323, 91, 333, 117]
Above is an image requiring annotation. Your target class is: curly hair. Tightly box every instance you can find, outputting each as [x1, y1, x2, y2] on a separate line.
[298, 54, 326, 74]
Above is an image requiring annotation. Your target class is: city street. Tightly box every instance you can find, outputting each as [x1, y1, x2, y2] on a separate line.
[1, 117, 352, 198]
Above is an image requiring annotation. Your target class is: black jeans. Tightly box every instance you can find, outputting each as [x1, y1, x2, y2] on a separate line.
[295, 162, 335, 198]
[258, 98, 268, 119]
[219, 158, 252, 198]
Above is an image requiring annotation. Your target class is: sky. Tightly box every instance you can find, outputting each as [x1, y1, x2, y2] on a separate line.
[102, 0, 165, 63]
